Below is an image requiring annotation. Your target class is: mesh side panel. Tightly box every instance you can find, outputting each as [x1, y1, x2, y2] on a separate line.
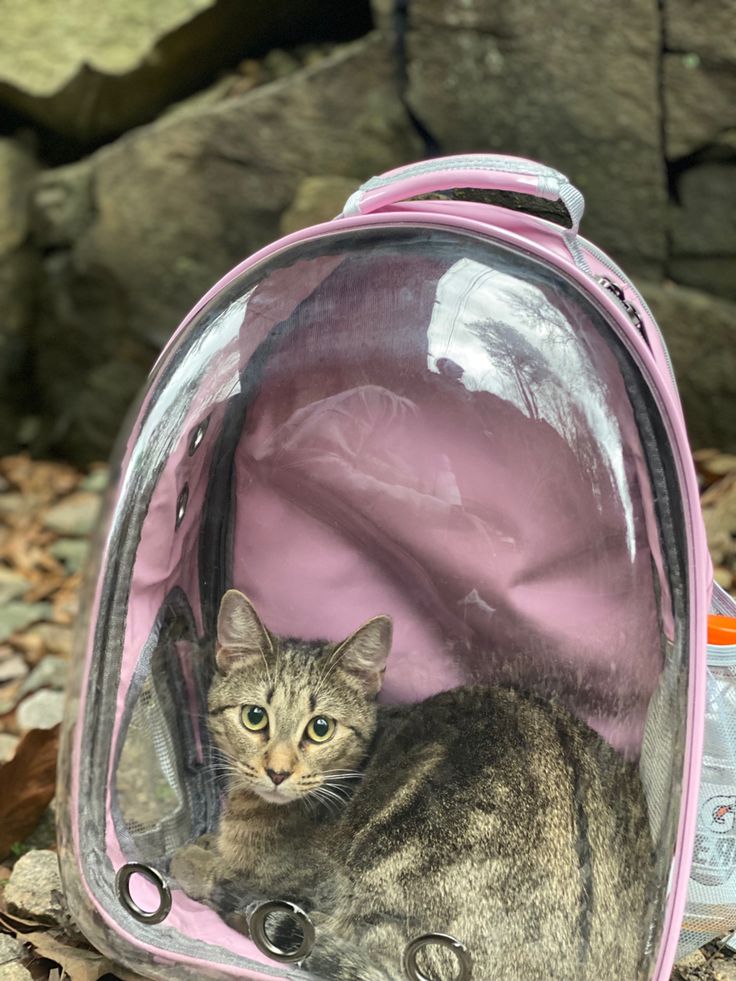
[116, 679, 192, 860]
[677, 587, 736, 959]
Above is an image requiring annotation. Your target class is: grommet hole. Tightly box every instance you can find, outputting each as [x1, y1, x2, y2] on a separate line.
[115, 863, 171, 925]
[403, 933, 472, 981]
[248, 900, 315, 964]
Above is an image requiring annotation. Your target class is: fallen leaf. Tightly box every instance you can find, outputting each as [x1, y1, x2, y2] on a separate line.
[22, 929, 146, 981]
[0, 726, 60, 859]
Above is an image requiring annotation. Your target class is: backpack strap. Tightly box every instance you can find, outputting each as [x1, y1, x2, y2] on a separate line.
[343, 153, 585, 233]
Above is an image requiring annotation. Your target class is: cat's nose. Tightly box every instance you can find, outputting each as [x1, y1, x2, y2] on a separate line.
[266, 768, 291, 786]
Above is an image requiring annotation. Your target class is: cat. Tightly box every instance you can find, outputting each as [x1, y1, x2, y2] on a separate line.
[170, 589, 655, 981]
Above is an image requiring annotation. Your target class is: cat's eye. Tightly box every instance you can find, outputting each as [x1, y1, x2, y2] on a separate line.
[305, 716, 335, 743]
[241, 704, 268, 731]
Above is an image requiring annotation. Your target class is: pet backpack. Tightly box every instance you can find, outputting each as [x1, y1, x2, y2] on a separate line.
[57, 154, 732, 980]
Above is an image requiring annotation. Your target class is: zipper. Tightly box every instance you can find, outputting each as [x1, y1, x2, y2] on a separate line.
[580, 238, 677, 384]
[597, 275, 647, 333]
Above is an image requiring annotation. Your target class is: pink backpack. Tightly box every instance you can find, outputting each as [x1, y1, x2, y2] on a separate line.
[57, 154, 734, 979]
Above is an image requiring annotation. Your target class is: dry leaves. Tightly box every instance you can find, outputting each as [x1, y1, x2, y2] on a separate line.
[0, 727, 59, 859]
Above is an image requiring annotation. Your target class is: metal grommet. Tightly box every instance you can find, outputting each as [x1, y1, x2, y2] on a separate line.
[403, 933, 472, 981]
[248, 900, 315, 964]
[175, 483, 189, 529]
[188, 416, 210, 456]
[115, 863, 172, 925]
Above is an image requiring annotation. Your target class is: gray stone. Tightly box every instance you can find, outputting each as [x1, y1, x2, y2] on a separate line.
[16, 689, 65, 733]
[3, 849, 64, 925]
[0, 962, 33, 981]
[667, 0, 736, 63]
[675, 947, 706, 970]
[42, 492, 101, 536]
[0, 603, 53, 644]
[32, 33, 422, 463]
[33, 623, 73, 658]
[0, 0, 372, 142]
[0, 567, 31, 604]
[664, 55, 736, 158]
[18, 655, 68, 697]
[669, 163, 736, 300]
[280, 175, 361, 235]
[0, 934, 25, 965]
[0, 732, 20, 763]
[0, 140, 36, 254]
[637, 281, 736, 450]
[80, 467, 110, 493]
[49, 538, 90, 574]
[0, 653, 29, 684]
[400, 0, 667, 273]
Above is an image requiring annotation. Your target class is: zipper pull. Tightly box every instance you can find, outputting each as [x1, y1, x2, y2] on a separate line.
[596, 276, 645, 333]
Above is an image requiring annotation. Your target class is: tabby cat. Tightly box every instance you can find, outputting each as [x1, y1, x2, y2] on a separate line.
[170, 589, 654, 981]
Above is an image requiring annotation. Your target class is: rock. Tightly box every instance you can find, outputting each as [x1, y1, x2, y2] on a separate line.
[0, 0, 371, 143]
[715, 567, 734, 590]
[638, 281, 736, 451]
[18, 655, 68, 696]
[49, 539, 90, 575]
[397, 0, 667, 274]
[80, 466, 110, 493]
[42, 492, 101, 536]
[280, 175, 361, 234]
[0, 652, 29, 684]
[675, 947, 706, 971]
[0, 603, 53, 644]
[32, 623, 73, 659]
[0, 140, 36, 254]
[669, 163, 736, 301]
[0, 567, 31, 605]
[715, 957, 736, 981]
[3, 849, 65, 925]
[0, 934, 26, 965]
[664, 56, 736, 159]
[0, 731, 20, 763]
[32, 33, 422, 463]
[0, 962, 33, 981]
[16, 689, 66, 733]
[667, 0, 736, 67]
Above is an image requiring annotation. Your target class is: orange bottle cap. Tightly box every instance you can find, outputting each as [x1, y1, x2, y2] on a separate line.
[708, 614, 736, 646]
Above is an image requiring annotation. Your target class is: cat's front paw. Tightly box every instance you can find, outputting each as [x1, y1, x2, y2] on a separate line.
[170, 840, 223, 901]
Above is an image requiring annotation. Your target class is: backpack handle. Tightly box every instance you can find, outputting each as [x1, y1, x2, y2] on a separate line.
[343, 154, 585, 234]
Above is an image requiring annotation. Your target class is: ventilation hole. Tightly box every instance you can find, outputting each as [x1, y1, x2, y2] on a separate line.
[115, 862, 172, 925]
[248, 900, 315, 963]
[403, 933, 472, 981]
[188, 415, 211, 456]
[175, 484, 189, 529]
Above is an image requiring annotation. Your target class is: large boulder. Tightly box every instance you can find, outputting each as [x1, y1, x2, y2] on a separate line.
[0, 140, 38, 454]
[392, 0, 667, 277]
[30, 34, 422, 462]
[638, 281, 736, 451]
[0, 0, 372, 143]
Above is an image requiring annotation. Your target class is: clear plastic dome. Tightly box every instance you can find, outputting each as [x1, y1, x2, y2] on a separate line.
[58, 224, 690, 980]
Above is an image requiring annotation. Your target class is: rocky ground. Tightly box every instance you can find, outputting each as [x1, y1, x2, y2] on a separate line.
[0, 450, 735, 979]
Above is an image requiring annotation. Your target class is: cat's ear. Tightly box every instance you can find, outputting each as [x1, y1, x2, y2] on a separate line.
[333, 615, 392, 696]
[216, 590, 273, 674]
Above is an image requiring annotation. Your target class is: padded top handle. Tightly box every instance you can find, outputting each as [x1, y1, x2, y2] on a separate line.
[343, 154, 585, 234]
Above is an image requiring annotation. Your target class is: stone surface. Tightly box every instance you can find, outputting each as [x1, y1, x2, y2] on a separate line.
[16, 689, 66, 733]
[0, 731, 20, 763]
[667, 0, 736, 64]
[18, 655, 68, 697]
[669, 163, 736, 300]
[42, 492, 102, 536]
[0, 140, 36, 254]
[32, 623, 74, 658]
[0, 603, 53, 644]
[0, 934, 26, 965]
[32, 33, 422, 462]
[0, 962, 33, 981]
[0, 0, 371, 142]
[664, 55, 736, 159]
[638, 281, 736, 451]
[3, 849, 65, 925]
[280, 175, 361, 234]
[400, 0, 667, 273]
